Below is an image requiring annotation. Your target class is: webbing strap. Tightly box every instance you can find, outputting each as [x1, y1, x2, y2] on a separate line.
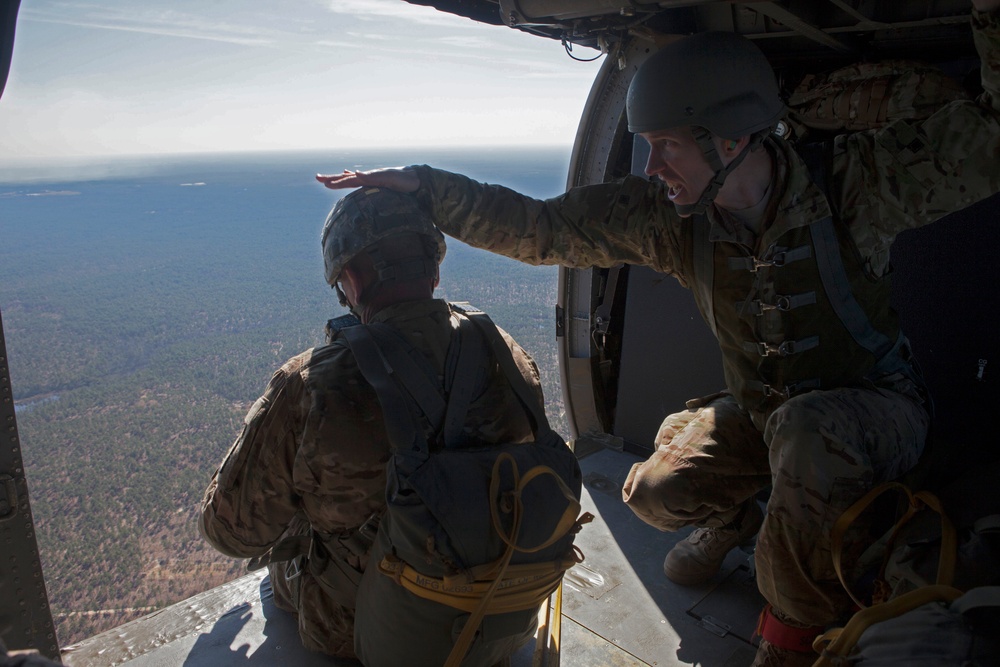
[455, 305, 553, 436]
[727, 245, 812, 272]
[341, 325, 427, 460]
[246, 534, 311, 572]
[367, 323, 447, 434]
[691, 215, 718, 338]
[378, 552, 578, 614]
[742, 335, 820, 357]
[593, 264, 624, 336]
[811, 217, 895, 360]
[830, 481, 957, 610]
[736, 291, 817, 316]
[442, 315, 488, 448]
[746, 378, 822, 400]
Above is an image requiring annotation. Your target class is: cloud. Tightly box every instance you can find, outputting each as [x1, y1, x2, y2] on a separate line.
[0, 0, 604, 160]
[19, 3, 294, 47]
[320, 0, 479, 26]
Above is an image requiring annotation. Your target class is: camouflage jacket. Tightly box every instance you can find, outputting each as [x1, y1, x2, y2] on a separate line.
[199, 298, 543, 558]
[412, 9, 1000, 417]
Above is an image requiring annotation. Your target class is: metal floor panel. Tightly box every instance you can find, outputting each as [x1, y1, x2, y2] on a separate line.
[562, 448, 764, 667]
[60, 447, 766, 667]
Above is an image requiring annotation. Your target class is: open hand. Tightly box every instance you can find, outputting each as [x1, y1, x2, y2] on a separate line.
[315, 167, 419, 193]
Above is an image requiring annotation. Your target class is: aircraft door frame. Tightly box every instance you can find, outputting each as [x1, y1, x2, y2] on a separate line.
[0, 308, 61, 660]
[557, 35, 727, 448]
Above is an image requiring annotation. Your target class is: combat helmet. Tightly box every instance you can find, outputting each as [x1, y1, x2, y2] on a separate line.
[626, 31, 786, 216]
[321, 187, 446, 303]
[626, 31, 785, 138]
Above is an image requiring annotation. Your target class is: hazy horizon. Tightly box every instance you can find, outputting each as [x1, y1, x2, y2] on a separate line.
[0, 143, 577, 185]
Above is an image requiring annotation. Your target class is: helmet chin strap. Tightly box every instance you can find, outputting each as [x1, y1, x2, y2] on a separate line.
[334, 283, 350, 308]
[673, 127, 762, 218]
[334, 282, 366, 319]
[333, 239, 440, 317]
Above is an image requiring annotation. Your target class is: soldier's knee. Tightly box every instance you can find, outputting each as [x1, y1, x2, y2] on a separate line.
[765, 396, 838, 456]
[764, 402, 855, 494]
[622, 461, 692, 532]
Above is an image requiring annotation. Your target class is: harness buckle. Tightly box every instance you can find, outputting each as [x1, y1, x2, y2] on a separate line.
[760, 384, 792, 399]
[752, 341, 795, 357]
[777, 340, 798, 356]
[284, 555, 304, 582]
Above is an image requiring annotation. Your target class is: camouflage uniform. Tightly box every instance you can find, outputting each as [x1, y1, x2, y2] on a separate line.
[409, 10, 1000, 629]
[199, 299, 543, 657]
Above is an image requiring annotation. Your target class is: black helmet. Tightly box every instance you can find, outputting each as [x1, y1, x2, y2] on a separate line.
[321, 187, 446, 287]
[626, 31, 786, 138]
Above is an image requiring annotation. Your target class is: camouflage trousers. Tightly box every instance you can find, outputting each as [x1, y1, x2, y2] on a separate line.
[268, 515, 358, 659]
[622, 386, 929, 627]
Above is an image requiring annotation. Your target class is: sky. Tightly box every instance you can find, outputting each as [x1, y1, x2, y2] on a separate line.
[0, 0, 605, 162]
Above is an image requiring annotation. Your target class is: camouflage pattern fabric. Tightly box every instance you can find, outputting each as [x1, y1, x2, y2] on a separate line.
[199, 299, 543, 657]
[786, 59, 970, 136]
[624, 387, 928, 627]
[408, 9, 1000, 630]
[622, 394, 769, 532]
[267, 513, 357, 656]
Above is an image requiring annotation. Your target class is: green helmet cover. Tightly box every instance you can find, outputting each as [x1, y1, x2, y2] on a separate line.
[626, 31, 786, 138]
[321, 187, 446, 286]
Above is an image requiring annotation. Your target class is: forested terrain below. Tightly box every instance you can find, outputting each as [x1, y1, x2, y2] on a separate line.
[0, 148, 568, 646]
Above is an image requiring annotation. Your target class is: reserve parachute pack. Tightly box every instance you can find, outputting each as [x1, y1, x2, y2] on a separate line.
[342, 303, 589, 667]
[783, 59, 970, 141]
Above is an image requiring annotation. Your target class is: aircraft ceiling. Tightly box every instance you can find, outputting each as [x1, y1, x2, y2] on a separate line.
[404, 0, 979, 70]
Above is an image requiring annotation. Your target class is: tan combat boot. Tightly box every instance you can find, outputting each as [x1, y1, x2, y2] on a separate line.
[662, 501, 763, 586]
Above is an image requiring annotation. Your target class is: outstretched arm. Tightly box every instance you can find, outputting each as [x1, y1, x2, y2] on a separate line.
[316, 167, 419, 193]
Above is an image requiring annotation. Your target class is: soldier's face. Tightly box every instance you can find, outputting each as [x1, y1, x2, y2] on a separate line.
[640, 126, 716, 211]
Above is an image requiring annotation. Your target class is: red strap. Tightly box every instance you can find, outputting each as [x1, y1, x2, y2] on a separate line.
[755, 605, 824, 653]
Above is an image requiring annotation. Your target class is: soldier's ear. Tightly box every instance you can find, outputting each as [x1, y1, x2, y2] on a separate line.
[340, 266, 362, 305]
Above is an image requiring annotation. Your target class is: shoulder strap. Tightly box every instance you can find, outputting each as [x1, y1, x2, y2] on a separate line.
[442, 314, 489, 447]
[366, 322, 448, 429]
[810, 216, 897, 362]
[450, 302, 553, 436]
[690, 213, 718, 339]
[340, 325, 430, 460]
[794, 143, 903, 368]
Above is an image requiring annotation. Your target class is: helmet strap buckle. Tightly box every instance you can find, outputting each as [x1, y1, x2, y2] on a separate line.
[675, 127, 765, 217]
